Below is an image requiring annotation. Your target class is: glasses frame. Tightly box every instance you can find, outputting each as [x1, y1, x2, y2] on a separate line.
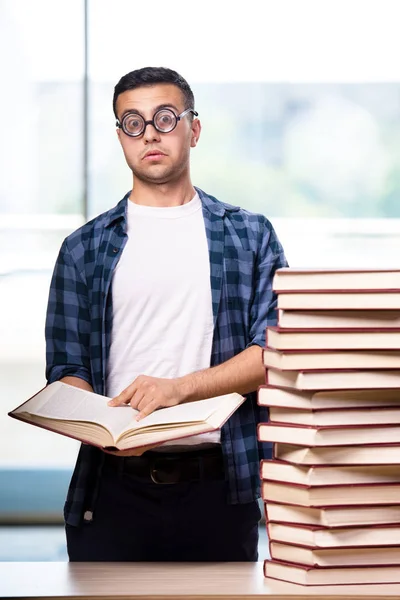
[116, 107, 198, 137]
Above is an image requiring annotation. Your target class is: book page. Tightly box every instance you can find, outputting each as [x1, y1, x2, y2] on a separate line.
[15, 383, 244, 441]
[119, 394, 234, 434]
[16, 382, 138, 438]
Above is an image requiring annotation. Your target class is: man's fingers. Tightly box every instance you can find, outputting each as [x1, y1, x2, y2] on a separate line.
[108, 393, 128, 406]
[108, 382, 136, 406]
[136, 399, 159, 421]
[129, 388, 146, 410]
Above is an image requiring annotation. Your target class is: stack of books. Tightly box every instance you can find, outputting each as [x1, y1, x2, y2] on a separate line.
[258, 268, 400, 586]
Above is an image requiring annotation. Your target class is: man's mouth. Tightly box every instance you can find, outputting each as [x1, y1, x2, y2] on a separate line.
[143, 150, 166, 160]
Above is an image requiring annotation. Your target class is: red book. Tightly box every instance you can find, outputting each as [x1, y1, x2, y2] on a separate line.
[266, 326, 400, 350]
[258, 385, 400, 410]
[268, 405, 400, 427]
[264, 558, 400, 585]
[277, 291, 400, 311]
[266, 521, 400, 548]
[261, 479, 400, 507]
[265, 366, 400, 391]
[272, 268, 400, 292]
[269, 541, 400, 568]
[273, 441, 400, 466]
[258, 421, 400, 447]
[277, 309, 400, 330]
[264, 501, 400, 528]
[262, 346, 400, 371]
[260, 459, 400, 487]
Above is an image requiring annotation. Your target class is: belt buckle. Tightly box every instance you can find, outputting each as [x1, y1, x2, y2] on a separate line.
[150, 458, 181, 484]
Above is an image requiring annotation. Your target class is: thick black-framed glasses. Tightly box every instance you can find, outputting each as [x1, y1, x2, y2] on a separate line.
[116, 107, 198, 137]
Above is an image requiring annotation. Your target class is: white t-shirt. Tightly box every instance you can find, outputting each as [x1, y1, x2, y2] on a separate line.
[106, 193, 219, 447]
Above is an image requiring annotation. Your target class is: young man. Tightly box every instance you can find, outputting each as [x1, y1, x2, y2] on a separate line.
[45, 67, 288, 561]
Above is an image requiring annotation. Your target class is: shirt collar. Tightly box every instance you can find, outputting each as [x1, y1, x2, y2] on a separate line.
[103, 191, 130, 228]
[103, 186, 240, 228]
[196, 187, 240, 216]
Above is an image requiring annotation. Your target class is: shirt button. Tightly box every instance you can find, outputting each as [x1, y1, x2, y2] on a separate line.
[112, 247, 119, 253]
[83, 510, 93, 522]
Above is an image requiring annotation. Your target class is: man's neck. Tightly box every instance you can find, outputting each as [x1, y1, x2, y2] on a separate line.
[129, 179, 196, 207]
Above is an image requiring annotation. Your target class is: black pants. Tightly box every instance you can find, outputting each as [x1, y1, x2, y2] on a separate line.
[66, 450, 260, 562]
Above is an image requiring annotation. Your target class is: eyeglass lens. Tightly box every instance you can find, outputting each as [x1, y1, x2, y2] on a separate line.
[122, 109, 177, 136]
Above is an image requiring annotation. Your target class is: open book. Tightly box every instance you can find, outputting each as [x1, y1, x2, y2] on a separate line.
[8, 382, 245, 451]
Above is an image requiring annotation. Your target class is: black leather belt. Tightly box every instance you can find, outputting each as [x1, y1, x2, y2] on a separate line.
[103, 446, 225, 484]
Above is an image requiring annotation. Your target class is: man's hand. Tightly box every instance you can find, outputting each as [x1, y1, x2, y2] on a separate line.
[108, 375, 188, 420]
[107, 346, 264, 421]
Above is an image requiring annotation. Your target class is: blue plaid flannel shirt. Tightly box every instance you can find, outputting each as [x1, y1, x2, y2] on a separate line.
[45, 187, 287, 526]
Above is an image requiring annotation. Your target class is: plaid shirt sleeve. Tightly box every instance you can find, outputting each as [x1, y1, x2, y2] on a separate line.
[45, 238, 92, 387]
[247, 219, 287, 348]
[203, 196, 289, 505]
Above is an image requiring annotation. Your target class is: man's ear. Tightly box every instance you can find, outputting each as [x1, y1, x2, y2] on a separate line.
[190, 119, 201, 148]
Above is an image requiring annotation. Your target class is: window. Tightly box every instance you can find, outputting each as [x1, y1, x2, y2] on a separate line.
[0, 0, 84, 519]
[1, 0, 399, 521]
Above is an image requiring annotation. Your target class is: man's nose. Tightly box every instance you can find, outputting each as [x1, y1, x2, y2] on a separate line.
[143, 121, 161, 143]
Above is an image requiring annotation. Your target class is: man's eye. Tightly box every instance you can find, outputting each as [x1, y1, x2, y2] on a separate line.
[156, 111, 175, 128]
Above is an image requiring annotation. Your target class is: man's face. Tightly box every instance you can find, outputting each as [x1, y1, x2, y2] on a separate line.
[115, 83, 200, 185]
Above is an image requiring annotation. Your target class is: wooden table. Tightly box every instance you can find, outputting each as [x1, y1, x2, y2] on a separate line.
[1, 562, 400, 599]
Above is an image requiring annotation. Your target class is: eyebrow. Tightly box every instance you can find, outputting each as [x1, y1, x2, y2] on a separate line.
[120, 103, 180, 120]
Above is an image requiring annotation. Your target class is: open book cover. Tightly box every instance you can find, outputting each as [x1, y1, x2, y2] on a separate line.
[8, 381, 245, 451]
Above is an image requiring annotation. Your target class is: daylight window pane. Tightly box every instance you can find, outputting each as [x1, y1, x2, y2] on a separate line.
[0, 0, 84, 470]
[88, 0, 400, 269]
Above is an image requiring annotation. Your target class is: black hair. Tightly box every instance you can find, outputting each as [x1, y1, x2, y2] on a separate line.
[113, 66, 195, 119]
